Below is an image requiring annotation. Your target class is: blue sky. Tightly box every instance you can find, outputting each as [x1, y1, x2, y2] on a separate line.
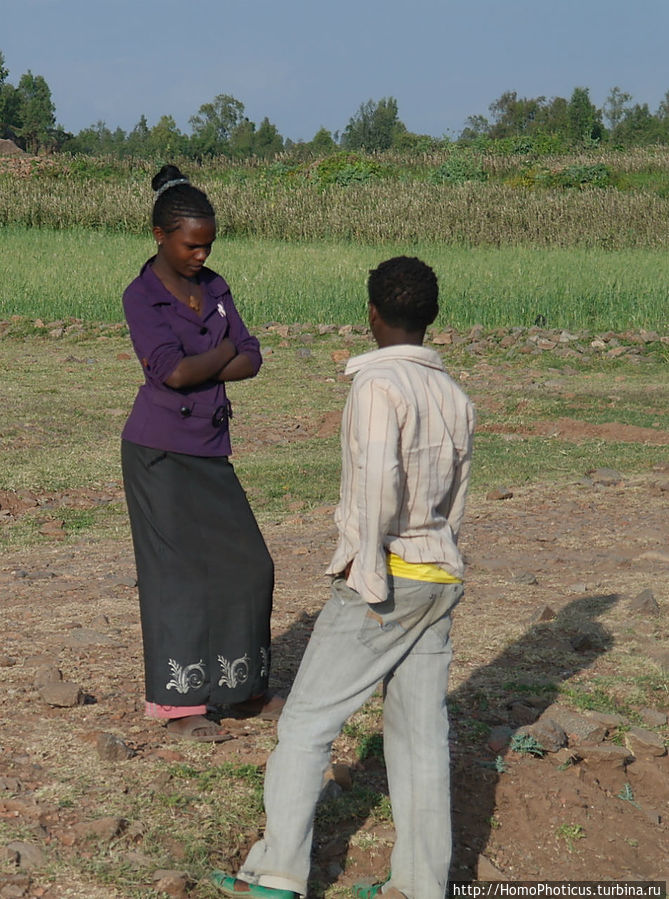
[3, 0, 669, 141]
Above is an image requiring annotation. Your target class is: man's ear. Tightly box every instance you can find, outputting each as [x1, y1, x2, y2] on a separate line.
[368, 302, 379, 328]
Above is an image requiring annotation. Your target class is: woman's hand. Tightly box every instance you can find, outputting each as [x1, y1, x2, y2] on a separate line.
[164, 338, 238, 389]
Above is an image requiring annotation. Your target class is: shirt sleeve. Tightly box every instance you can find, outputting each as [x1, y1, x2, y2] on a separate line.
[348, 376, 403, 604]
[221, 289, 263, 376]
[444, 400, 476, 542]
[123, 288, 185, 385]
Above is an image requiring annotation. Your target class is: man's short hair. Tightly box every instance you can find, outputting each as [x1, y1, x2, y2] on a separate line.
[367, 256, 439, 331]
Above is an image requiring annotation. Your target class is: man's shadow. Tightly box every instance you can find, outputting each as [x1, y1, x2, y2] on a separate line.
[269, 591, 617, 893]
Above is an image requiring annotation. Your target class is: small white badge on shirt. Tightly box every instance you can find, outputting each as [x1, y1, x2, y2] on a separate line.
[217, 301, 226, 318]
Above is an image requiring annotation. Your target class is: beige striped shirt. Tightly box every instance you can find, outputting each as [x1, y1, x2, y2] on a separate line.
[326, 344, 475, 604]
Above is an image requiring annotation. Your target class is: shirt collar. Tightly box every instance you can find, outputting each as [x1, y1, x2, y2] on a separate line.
[345, 343, 446, 377]
[138, 258, 223, 318]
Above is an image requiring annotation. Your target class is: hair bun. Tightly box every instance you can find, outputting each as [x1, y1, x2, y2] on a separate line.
[151, 164, 187, 193]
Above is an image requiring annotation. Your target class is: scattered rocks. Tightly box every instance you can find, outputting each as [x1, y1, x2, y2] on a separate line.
[487, 725, 513, 753]
[624, 727, 667, 759]
[69, 816, 126, 844]
[529, 604, 556, 623]
[588, 468, 623, 486]
[38, 681, 84, 708]
[517, 718, 567, 753]
[96, 732, 134, 762]
[486, 487, 514, 501]
[629, 589, 660, 616]
[639, 708, 667, 728]
[152, 869, 189, 899]
[4, 841, 46, 870]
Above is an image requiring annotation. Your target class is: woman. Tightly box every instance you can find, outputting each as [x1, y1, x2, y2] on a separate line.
[121, 164, 281, 741]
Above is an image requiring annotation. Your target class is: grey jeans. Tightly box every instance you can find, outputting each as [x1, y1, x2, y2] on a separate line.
[238, 575, 463, 898]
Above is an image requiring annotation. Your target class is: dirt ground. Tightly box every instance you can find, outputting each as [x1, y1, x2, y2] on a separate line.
[1, 417, 668, 895]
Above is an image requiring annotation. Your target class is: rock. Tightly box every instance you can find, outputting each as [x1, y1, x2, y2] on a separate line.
[331, 349, 350, 364]
[637, 550, 669, 564]
[476, 854, 507, 880]
[514, 571, 538, 585]
[96, 732, 134, 762]
[37, 519, 65, 540]
[71, 816, 125, 843]
[152, 870, 189, 899]
[432, 330, 453, 345]
[326, 763, 353, 791]
[33, 667, 62, 690]
[540, 705, 608, 745]
[639, 708, 667, 728]
[5, 841, 46, 870]
[530, 604, 556, 623]
[579, 744, 634, 767]
[588, 468, 622, 486]
[0, 874, 32, 899]
[295, 347, 312, 359]
[486, 487, 513, 501]
[624, 726, 667, 759]
[487, 725, 513, 753]
[629, 589, 660, 616]
[0, 656, 17, 668]
[319, 778, 343, 803]
[519, 718, 567, 752]
[61, 627, 118, 647]
[508, 702, 540, 726]
[38, 681, 83, 707]
[570, 630, 605, 653]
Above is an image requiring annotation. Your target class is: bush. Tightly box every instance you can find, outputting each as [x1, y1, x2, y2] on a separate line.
[429, 153, 487, 185]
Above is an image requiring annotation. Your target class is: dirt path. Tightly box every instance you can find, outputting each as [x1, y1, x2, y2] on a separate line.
[1, 464, 668, 896]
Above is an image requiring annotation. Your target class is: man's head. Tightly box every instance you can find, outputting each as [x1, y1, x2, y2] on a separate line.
[367, 256, 439, 346]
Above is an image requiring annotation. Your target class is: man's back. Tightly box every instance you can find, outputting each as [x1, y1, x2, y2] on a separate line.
[328, 343, 475, 604]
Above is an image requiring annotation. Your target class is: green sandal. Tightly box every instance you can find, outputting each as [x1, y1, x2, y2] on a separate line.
[210, 872, 299, 898]
[352, 875, 390, 898]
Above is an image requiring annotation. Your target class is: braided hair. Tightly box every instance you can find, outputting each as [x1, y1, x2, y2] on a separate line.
[151, 164, 215, 233]
[367, 256, 439, 331]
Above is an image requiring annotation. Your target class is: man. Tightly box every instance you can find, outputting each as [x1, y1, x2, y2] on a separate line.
[213, 256, 476, 898]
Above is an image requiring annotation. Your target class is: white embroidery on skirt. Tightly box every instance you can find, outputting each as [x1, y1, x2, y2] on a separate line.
[259, 646, 269, 679]
[166, 659, 206, 694]
[217, 653, 250, 688]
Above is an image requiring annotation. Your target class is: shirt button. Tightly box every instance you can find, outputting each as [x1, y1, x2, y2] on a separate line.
[200, 327, 208, 335]
[179, 406, 191, 417]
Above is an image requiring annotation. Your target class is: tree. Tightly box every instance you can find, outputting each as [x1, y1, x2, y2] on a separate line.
[614, 103, 662, 146]
[341, 97, 406, 151]
[567, 87, 604, 144]
[253, 116, 283, 158]
[309, 126, 336, 155]
[228, 118, 255, 158]
[14, 70, 56, 153]
[189, 93, 245, 155]
[125, 114, 150, 156]
[0, 54, 20, 139]
[603, 87, 633, 133]
[146, 115, 186, 157]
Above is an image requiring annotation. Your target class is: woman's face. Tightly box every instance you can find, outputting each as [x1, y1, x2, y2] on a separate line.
[153, 217, 216, 279]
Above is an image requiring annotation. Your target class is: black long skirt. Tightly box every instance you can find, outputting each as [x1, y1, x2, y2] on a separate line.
[121, 440, 274, 707]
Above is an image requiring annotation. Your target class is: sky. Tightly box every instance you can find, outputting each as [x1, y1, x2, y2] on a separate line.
[3, 0, 669, 142]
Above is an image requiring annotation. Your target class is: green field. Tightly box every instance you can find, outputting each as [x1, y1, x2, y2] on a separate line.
[2, 226, 669, 330]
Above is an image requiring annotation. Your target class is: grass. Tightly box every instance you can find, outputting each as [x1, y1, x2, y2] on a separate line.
[2, 227, 669, 330]
[1, 326, 667, 548]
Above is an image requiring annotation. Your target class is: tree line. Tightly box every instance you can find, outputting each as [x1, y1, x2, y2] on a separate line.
[3, 49, 669, 158]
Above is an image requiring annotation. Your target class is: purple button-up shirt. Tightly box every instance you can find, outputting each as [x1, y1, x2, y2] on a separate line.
[122, 259, 262, 456]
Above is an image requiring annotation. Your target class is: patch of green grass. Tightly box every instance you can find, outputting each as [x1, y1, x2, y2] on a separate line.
[556, 823, 585, 851]
[510, 732, 545, 757]
[2, 227, 669, 330]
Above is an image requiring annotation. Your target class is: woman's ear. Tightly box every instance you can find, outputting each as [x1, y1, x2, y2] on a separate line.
[152, 226, 166, 246]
